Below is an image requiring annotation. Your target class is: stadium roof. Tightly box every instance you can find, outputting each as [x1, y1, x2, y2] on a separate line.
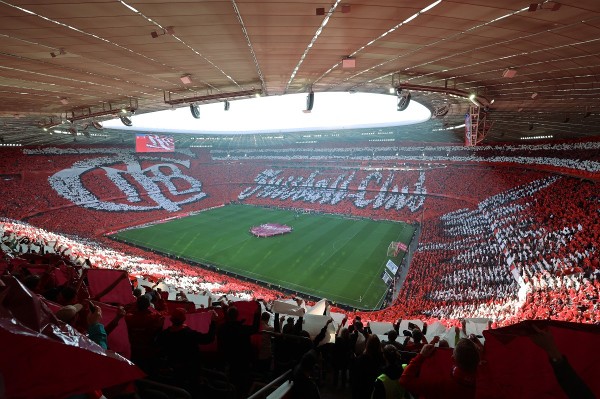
[1, 0, 600, 147]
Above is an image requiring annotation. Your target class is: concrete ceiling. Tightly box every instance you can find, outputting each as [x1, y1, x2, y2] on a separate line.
[1, 0, 600, 146]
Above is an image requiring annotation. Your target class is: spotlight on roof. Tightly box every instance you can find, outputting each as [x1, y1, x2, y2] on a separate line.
[119, 114, 133, 126]
[224, 100, 230, 111]
[306, 91, 314, 112]
[190, 103, 200, 119]
[389, 87, 395, 94]
[397, 91, 411, 111]
[468, 94, 483, 107]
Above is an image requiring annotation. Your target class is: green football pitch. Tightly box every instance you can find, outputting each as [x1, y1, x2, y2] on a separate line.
[110, 204, 415, 309]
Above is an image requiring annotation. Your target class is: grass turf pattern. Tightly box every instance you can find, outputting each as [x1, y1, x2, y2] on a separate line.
[111, 204, 415, 309]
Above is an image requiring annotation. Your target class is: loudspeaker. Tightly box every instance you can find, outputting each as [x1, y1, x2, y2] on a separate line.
[190, 104, 200, 119]
[119, 115, 133, 126]
[397, 92, 411, 111]
[306, 92, 314, 111]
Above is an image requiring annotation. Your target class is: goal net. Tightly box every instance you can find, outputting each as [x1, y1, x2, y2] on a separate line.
[387, 241, 408, 257]
[387, 242, 401, 257]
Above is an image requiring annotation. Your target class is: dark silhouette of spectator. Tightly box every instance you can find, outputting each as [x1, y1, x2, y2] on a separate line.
[332, 326, 353, 388]
[291, 349, 321, 399]
[256, 311, 274, 373]
[125, 295, 165, 373]
[382, 329, 403, 351]
[217, 305, 258, 397]
[351, 334, 384, 399]
[372, 344, 406, 399]
[156, 307, 217, 395]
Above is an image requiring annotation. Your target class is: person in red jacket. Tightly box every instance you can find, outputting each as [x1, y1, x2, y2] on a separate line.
[400, 338, 479, 399]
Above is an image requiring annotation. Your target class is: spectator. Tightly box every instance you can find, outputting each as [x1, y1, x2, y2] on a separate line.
[400, 338, 479, 399]
[291, 349, 321, 399]
[351, 334, 384, 399]
[125, 295, 165, 373]
[156, 308, 217, 394]
[256, 311, 274, 373]
[217, 305, 258, 397]
[372, 345, 406, 399]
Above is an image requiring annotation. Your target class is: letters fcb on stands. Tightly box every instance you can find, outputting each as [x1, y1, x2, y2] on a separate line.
[136, 134, 175, 153]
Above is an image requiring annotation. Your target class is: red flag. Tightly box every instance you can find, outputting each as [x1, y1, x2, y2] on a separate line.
[87, 269, 135, 305]
[0, 276, 144, 399]
[164, 310, 212, 334]
[165, 300, 195, 314]
[230, 300, 260, 327]
[477, 320, 600, 398]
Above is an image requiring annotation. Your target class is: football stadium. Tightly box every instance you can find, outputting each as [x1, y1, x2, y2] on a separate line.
[1, 1, 600, 398]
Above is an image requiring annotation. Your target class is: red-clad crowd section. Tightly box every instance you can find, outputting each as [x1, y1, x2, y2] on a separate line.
[1, 141, 599, 398]
[0, 144, 598, 326]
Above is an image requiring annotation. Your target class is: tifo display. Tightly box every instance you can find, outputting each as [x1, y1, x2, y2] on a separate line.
[250, 223, 293, 237]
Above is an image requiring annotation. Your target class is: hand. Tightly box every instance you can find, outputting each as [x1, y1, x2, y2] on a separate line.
[420, 344, 436, 357]
[431, 335, 440, 344]
[87, 305, 102, 325]
[116, 306, 126, 318]
[530, 324, 562, 359]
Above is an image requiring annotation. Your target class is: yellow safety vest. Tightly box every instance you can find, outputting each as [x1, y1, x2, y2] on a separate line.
[374, 374, 405, 399]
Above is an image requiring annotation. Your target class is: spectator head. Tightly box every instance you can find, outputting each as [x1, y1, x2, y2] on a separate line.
[58, 286, 77, 303]
[136, 295, 151, 311]
[385, 329, 398, 342]
[170, 308, 186, 327]
[382, 344, 400, 365]
[282, 318, 295, 334]
[55, 303, 83, 324]
[261, 311, 271, 323]
[132, 287, 142, 298]
[353, 320, 364, 332]
[453, 338, 480, 373]
[364, 334, 382, 356]
[298, 350, 318, 374]
[340, 327, 349, 339]
[226, 305, 239, 321]
[22, 275, 40, 291]
[412, 329, 424, 344]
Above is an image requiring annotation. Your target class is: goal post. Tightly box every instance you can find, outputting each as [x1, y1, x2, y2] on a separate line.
[387, 241, 401, 257]
[387, 241, 408, 257]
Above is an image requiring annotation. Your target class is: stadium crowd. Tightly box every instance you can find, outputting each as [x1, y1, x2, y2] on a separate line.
[1, 141, 599, 397]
